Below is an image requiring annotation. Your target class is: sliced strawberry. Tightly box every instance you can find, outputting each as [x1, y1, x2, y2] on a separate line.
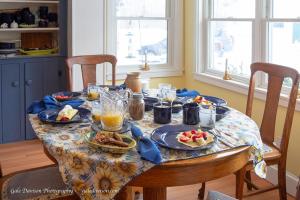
[192, 135, 202, 142]
[182, 132, 188, 136]
[191, 130, 197, 134]
[179, 136, 190, 143]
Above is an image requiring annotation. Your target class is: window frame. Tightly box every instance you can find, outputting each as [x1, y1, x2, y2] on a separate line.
[105, 0, 184, 80]
[196, 0, 300, 110]
[262, 0, 300, 93]
[202, 0, 260, 85]
[197, 0, 300, 93]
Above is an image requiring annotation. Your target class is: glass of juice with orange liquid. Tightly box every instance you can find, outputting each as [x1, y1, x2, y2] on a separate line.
[92, 101, 102, 123]
[101, 112, 124, 131]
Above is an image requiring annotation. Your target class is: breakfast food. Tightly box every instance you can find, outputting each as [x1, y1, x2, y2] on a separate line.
[176, 129, 214, 148]
[92, 131, 129, 147]
[193, 96, 213, 106]
[56, 105, 78, 122]
[54, 94, 71, 101]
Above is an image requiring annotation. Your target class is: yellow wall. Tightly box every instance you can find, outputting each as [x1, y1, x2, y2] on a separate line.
[184, 0, 300, 176]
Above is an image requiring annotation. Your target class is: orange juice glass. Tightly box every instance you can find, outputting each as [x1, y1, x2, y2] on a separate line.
[101, 112, 124, 131]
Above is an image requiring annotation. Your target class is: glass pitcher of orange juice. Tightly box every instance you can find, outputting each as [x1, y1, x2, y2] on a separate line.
[99, 89, 131, 131]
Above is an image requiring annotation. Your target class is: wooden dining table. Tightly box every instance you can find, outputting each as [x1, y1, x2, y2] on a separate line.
[29, 98, 264, 200]
[44, 145, 249, 200]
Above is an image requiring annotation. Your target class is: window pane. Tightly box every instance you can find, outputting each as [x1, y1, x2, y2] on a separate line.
[209, 21, 252, 76]
[212, 0, 255, 18]
[269, 22, 300, 72]
[272, 0, 300, 18]
[116, 0, 166, 17]
[117, 20, 167, 66]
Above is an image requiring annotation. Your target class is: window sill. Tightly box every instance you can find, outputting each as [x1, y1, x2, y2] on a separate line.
[107, 66, 184, 80]
[194, 73, 300, 111]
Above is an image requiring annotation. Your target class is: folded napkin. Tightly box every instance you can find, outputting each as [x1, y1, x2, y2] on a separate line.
[131, 124, 162, 164]
[27, 95, 84, 114]
[176, 88, 200, 97]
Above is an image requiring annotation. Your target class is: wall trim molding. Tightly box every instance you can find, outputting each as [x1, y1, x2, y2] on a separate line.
[266, 166, 299, 197]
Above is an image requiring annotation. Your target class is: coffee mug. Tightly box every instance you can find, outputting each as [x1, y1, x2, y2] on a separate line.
[153, 102, 171, 124]
[183, 103, 200, 125]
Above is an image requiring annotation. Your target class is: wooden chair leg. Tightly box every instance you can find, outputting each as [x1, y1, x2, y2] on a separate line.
[115, 186, 132, 200]
[235, 166, 246, 200]
[278, 163, 287, 200]
[245, 170, 253, 190]
[198, 182, 206, 200]
[143, 187, 166, 200]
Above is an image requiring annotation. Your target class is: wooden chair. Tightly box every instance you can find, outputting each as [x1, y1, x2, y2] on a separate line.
[66, 54, 117, 91]
[0, 162, 79, 200]
[235, 63, 300, 200]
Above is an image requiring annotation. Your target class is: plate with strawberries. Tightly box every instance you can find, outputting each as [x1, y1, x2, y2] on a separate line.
[151, 125, 216, 151]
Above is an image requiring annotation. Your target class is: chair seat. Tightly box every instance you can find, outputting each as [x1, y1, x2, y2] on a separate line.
[263, 144, 281, 162]
[1, 166, 72, 200]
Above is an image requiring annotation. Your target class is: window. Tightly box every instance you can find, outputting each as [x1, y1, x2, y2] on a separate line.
[106, 0, 183, 75]
[198, 0, 300, 87]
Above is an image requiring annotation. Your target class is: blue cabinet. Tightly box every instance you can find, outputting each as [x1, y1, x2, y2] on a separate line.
[25, 57, 65, 140]
[0, 0, 67, 143]
[0, 57, 66, 143]
[1, 63, 25, 143]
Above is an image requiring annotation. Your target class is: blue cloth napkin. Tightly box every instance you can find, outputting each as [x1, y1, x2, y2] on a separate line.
[27, 95, 84, 114]
[131, 124, 162, 164]
[176, 88, 200, 97]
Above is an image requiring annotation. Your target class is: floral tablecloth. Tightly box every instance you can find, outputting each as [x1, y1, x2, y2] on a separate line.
[29, 104, 266, 200]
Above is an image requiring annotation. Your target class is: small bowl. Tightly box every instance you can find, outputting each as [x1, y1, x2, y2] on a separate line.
[171, 101, 183, 113]
[144, 97, 159, 111]
[216, 106, 230, 121]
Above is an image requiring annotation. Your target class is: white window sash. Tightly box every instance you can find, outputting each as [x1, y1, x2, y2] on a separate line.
[199, 0, 300, 94]
[105, 0, 183, 80]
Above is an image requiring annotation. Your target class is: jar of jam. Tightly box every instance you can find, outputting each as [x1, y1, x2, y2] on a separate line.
[129, 93, 145, 120]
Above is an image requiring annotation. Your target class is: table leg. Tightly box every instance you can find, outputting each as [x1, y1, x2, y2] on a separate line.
[143, 187, 167, 200]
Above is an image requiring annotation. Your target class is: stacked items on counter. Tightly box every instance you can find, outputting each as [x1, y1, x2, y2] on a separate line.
[0, 6, 59, 57]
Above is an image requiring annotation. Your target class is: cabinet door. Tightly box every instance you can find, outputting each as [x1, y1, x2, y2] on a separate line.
[25, 58, 64, 139]
[25, 61, 44, 139]
[1, 63, 25, 143]
[0, 65, 2, 144]
[43, 58, 61, 94]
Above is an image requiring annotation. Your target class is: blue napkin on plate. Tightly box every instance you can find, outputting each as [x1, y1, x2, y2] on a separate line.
[131, 124, 162, 164]
[27, 95, 84, 114]
[176, 88, 200, 97]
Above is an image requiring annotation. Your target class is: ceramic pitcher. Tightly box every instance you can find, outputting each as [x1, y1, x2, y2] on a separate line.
[124, 72, 142, 93]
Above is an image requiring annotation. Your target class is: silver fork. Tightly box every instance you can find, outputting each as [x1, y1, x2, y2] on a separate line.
[213, 129, 235, 148]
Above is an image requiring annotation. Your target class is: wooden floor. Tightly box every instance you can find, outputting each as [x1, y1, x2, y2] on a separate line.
[0, 140, 295, 200]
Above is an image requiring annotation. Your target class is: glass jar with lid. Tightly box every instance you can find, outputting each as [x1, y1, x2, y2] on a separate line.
[129, 93, 145, 120]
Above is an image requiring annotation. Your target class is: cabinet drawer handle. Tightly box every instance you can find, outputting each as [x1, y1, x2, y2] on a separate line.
[26, 80, 33, 86]
[12, 81, 19, 87]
